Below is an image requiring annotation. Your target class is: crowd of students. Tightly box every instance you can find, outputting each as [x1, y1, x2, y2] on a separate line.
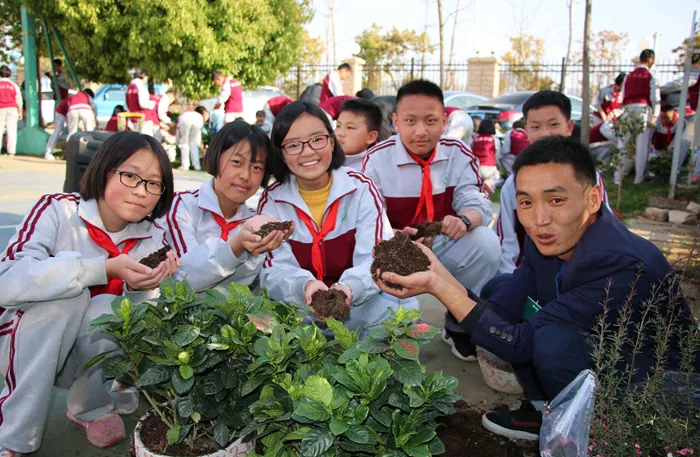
[0, 60, 697, 456]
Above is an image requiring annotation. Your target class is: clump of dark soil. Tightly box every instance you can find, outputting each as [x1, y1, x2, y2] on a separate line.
[371, 232, 431, 289]
[139, 246, 171, 268]
[255, 221, 293, 238]
[311, 289, 350, 321]
[437, 401, 538, 457]
[138, 410, 219, 457]
[410, 220, 443, 240]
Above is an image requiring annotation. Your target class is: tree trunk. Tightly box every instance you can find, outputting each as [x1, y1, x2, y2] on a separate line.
[421, 0, 429, 77]
[580, 0, 592, 147]
[437, 0, 445, 87]
[561, 0, 574, 92]
[448, 0, 461, 90]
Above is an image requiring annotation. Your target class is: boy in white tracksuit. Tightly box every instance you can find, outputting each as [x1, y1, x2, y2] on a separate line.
[176, 107, 208, 171]
[0, 132, 178, 455]
[44, 97, 69, 160]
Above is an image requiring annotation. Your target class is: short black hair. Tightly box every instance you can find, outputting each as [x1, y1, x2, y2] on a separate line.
[396, 79, 444, 107]
[53, 58, 63, 66]
[256, 110, 265, 118]
[270, 100, 344, 184]
[640, 49, 655, 63]
[80, 131, 174, 219]
[356, 88, 375, 99]
[211, 70, 224, 80]
[204, 120, 272, 187]
[134, 68, 148, 79]
[614, 72, 626, 86]
[112, 105, 125, 116]
[339, 98, 382, 133]
[523, 90, 571, 121]
[338, 63, 352, 71]
[194, 106, 208, 116]
[0, 65, 10, 78]
[513, 135, 597, 188]
[512, 119, 525, 129]
[84, 89, 95, 99]
[661, 104, 675, 113]
[478, 118, 496, 135]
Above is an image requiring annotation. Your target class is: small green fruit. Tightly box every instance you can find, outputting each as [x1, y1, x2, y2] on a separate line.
[178, 352, 190, 364]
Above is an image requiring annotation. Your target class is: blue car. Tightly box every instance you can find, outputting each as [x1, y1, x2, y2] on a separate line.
[93, 83, 167, 128]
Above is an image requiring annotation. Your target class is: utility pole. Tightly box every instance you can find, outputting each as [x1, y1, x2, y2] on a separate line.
[437, 0, 445, 87]
[330, 0, 336, 65]
[580, 0, 592, 146]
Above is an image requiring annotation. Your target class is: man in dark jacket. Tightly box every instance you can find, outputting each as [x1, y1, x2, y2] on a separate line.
[375, 135, 695, 441]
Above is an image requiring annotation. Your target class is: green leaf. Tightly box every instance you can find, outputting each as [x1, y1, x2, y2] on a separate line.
[228, 282, 253, 298]
[172, 325, 200, 347]
[358, 337, 390, 354]
[403, 445, 431, 457]
[427, 437, 446, 454]
[345, 425, 370, 444]
[89, 313, 119, 332]
[101, 355, 131, 378]
[172, 369, 195, 394]
[248, 314, 277, 334]
[300, 428, 334, 457]
[337, 346, 361, 364]
[84, 350, 117, 370]
[372, 407, 394, 427]
[166, 424, 181, 445]
[407, 322, 440, 340]
[325, 318, 354, 349]
[241, 321, 258, 342]
[177, 396, 194, 418]
[138, 365, 172, 387]
[390, 359, 424, 386]
[241, 376, 266, 396]
[304, 375, 333, 407]
[393, 338, 420, 360]
[329, 418, 349, 435]
[407, 428, 436, 446]
[283, 426, 312, 442]
[179, 364, 194, 380]
[294, 399, 331, 422]
[214, 422, 230, 448]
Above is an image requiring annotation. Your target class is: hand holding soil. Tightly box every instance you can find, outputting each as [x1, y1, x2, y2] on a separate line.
[409, 221, 443, 247]
[254, 221, 293, 238]
[139, 246, 172, 268]
[371, 232, 431, 289]
[310, 288, 351, 325]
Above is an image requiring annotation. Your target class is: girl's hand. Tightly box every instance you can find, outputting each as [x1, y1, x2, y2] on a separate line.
[304, 280, 328, 306]
[106, 254, 172, 291]
[330, 283, 352, 307]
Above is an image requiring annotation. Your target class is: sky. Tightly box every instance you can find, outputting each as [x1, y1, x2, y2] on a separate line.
[305, 0, 698, 65]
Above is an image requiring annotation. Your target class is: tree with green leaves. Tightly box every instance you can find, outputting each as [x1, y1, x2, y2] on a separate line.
[500, 34, 555, 92]
[4, 0, 312, 99]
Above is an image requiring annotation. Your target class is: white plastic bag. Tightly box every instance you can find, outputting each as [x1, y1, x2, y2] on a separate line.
[540, 369, 597, 457]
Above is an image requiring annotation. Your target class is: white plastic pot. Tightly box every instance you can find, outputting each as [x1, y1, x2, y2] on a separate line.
[476, 346, 524, 394]
[133, 412, 256, 457]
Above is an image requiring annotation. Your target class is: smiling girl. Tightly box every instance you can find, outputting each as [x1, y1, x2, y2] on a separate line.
[0, 132, 178, 455]
[163, 120, 291, 293]
[258, 101, 417, 337]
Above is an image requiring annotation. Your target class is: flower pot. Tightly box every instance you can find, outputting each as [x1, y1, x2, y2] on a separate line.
[476, 346, 524, 394]
[133, 411, 256, 457]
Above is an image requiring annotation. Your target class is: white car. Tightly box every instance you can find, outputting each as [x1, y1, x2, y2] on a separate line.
[199, 87, 286, 124]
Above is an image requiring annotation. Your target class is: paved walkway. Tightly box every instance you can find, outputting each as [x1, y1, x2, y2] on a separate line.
[0, 155, 516, 456]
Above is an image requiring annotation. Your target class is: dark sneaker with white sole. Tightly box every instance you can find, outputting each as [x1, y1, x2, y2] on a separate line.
[441, 328, 477, 362]
[481, 402, 542, 441]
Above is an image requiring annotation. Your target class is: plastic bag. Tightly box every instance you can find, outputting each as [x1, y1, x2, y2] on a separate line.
[540, 369, 596, 457]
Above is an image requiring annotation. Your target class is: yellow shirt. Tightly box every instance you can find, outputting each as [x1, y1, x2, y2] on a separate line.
[298, 177, 332, 228]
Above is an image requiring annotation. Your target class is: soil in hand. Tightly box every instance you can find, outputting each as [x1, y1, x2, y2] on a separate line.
[138, 411, 219, 457]
[310, 289, 350, 321]
[410, 221, 443, 240]
[371, 232, 431, 289]
[437, 401, 538, 457]
[139, 246, 171, 269]
[255, 221, 293, 238]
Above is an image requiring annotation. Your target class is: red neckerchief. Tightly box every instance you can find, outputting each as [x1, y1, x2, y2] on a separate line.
[407, 148, 436, 225]
[210, 213, 242, 241]
[86, 223, 138, 297]
[295, 199, 341, 280]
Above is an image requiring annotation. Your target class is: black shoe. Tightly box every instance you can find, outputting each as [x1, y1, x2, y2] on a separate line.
[481, 402, 541, 441]
[441, 328, 477, 362]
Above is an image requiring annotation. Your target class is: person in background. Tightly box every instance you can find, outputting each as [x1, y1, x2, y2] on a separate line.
[650, 104, 691, 170]
[499, 119, 530, 176]
[49, 59, 70, 102]
[355, 88, 375, 99]
[617, 49, 660, 184]
[263, 95, 294, 127]
[335, 98, 382, 170]
[470, 116, 482, 146]
[149, 90, 175, 138]
[444, 107, 475, 147]
[104, 105, 126, 132]
[44, 97, 69, 160]
[319, 95, 355, 121]
[212, 71, 243, 124]
[320, 63, 352, 104]
[470, 118, 501, 193]
[66, 89, 96, 141]
[0, 65, 22, 157]
[176, 106, 209, 171]
[594, 72, 625, 123]
[255, 110, 272, 136]
[126, 68, 156, 135]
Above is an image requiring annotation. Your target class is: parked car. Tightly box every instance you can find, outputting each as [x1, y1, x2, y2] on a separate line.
[93, 83, 169, 128]
[466, 91, 596, 140]
[444, 91, 490, 110]
[199, 86, 287, 124]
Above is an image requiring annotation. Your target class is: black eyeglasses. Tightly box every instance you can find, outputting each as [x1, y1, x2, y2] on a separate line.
[114, 170, 165, 195]
[281, 134, 332, 156]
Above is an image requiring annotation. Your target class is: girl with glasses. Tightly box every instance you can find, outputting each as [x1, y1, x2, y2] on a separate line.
[0, 131, 179, 455]
[258, 101, 418, 339]
[162, 120, 292, 295]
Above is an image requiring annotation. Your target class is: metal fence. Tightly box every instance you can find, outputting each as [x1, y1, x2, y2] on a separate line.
[281, 58, 682, 99]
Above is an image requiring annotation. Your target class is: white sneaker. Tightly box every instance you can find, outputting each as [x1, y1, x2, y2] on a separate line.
[110, 379, 140, 415]
[0, 446, 24, 456]
[44, 153, 56, 161]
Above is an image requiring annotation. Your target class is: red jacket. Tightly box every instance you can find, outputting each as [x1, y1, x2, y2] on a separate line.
[508, 128, 530, 156]
[319, 95, 355, 120]
[623, 67, 652, 106]
[471, 133, 497, 167]
[0, 79, 20, 109]
[224, 78, 243, 113]
[105, 115, 119, 132]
